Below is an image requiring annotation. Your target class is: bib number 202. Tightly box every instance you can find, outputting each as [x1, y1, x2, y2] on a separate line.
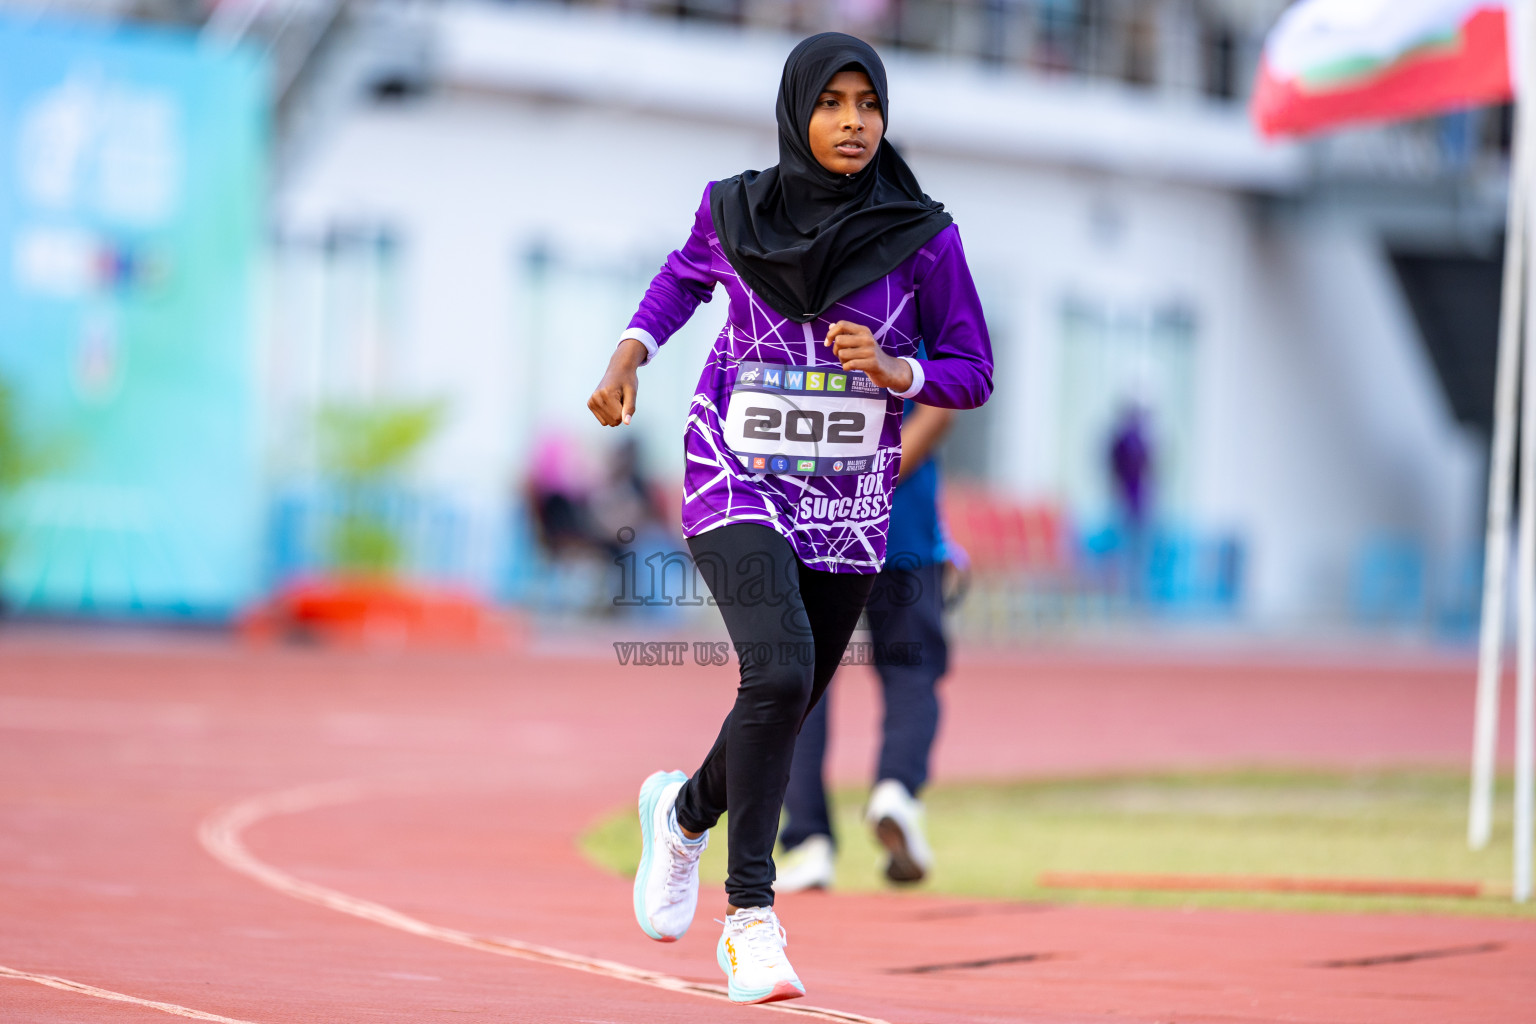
[742, 407, 866, 444]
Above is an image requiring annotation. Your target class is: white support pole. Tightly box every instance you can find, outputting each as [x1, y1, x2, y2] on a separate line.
[1517, 0, 1536, 907]
[1521, 342, 1536, 903]
[1470, 113, 1527, 851]
[1520, 223, 1536, 900]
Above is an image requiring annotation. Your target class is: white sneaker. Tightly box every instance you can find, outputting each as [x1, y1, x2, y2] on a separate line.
[866, 779, 932, 884]
[633, 770, 707, 941]
[716, 906, 805, 1004]
[773, 834, 835, 893]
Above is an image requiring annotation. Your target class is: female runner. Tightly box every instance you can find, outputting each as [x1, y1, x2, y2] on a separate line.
[586, 31, 992, 1005]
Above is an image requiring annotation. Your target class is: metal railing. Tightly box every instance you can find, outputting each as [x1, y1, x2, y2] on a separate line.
[566, 0, 1292, 100]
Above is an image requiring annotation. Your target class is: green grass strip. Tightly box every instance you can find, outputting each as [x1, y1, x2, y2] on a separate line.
[579, 769, 1535, 918]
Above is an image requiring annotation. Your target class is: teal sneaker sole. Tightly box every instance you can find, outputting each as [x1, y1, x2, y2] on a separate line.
[633, 769, 689, 942]
[717, 931, 805, 1004]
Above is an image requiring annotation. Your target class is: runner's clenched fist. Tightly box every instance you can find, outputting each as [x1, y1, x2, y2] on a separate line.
[588, 337, 648, 426]
[826, 321, 913, 393]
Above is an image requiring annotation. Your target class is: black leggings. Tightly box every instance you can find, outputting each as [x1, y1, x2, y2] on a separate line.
[673, 523, 874, 908]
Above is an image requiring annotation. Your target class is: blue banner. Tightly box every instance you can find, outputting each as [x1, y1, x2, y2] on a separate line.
[0, 17, 268, 617]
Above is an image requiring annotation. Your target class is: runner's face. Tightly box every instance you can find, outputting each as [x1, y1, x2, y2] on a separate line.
[808, 70, 883, 175]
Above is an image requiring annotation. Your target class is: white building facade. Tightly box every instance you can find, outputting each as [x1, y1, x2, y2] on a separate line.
[269, 1, 1485, 629]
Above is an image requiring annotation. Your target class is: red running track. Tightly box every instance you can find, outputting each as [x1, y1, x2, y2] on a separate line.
[0, 630, 1532, 1023]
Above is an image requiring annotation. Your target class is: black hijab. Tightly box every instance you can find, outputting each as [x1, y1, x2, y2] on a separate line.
[709, 32, 952, 324]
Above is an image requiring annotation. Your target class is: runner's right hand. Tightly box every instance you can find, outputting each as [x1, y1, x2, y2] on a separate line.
[588, 337, 647, 426]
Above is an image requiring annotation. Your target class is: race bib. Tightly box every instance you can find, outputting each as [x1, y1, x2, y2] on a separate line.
[722, 361, 887, 476]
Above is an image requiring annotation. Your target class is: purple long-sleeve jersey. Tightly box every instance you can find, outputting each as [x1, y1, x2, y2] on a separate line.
[623, 183, 993, 573]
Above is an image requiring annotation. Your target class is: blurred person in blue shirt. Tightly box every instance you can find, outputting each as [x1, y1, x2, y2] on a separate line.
[776, 395, 955, 889]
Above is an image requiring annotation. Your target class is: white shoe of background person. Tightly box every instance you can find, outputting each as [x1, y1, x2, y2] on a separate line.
[633, 770, 707, 941]
[716, 906, 805, 1003]
[773, 834, 835, 893]
[866, 778, 933, 884]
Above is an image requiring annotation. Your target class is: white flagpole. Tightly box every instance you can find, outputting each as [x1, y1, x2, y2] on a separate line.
[1520, 211, 1536, 899]
[1515, 0, 1536, 905]
[1470, 104, 1526, 851]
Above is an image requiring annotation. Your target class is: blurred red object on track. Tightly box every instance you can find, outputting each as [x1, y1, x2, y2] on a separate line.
[239, 577, 517, 649]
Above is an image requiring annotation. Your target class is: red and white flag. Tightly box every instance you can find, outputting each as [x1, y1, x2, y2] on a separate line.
[1252, 0, 1514, 138]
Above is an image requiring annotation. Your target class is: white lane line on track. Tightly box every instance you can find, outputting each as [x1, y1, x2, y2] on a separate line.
[0, 964, 259, 1023]
[199, 780, 892, 1024]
